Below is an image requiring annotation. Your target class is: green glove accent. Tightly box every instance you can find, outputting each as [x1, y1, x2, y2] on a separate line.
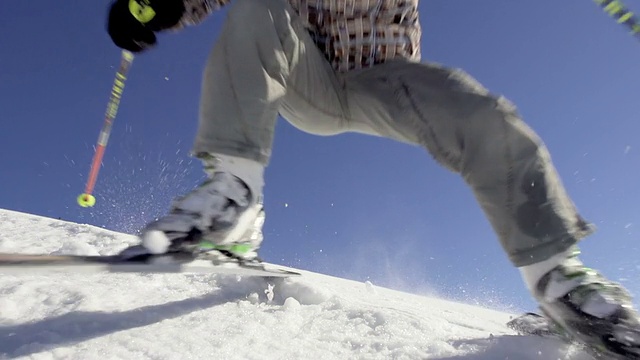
[129, 0, 156, 24]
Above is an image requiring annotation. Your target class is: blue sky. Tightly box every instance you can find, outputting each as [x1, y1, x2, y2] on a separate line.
[1, 1, 639, 312]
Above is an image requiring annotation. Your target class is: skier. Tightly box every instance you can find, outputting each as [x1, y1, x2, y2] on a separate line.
[107, 0, 640, 356]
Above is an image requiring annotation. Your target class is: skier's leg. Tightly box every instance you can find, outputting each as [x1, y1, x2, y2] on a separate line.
[135, 0, 347, 259]
[342, 59, 640, 357]
[193, 0, 348, 163]
[343, 59, 592, 266]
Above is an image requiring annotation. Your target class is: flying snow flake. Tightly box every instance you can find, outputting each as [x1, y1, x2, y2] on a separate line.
[365, 281, 377, 294]
[264, 283, 275, 303]
[284, 203, 289, 208]
[164, 77, 169, 81]
[625, 146, 631, 154]
[625, 223, 633, 229]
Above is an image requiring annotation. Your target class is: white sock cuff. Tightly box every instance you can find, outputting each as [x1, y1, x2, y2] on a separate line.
[204, 154, 265, 200]
[518, 247, 580, 293]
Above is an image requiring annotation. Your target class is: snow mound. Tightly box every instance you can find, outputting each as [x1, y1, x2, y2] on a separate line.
[0, 209, 593, 359]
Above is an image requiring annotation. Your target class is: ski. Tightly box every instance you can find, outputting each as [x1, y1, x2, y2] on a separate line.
[0, 251, 301, 277]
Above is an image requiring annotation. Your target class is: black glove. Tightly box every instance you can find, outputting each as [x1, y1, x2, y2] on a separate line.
[107, 0, 186, 53]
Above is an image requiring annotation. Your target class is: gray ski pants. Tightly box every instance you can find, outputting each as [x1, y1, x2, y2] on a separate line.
[192, 0, 594, 267]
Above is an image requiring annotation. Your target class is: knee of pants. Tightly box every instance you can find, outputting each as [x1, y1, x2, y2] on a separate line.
[422, 94, 525, 176]
[460, 95, 545, 183]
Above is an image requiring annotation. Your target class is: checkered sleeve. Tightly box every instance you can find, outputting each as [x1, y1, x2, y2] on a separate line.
[171, 0, 230, 29]
[304, 0, 421, 71]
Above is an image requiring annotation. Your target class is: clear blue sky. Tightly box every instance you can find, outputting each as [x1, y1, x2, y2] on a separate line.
[1, 1, 639, 312]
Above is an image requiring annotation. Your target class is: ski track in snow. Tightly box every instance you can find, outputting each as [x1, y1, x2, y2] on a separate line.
[0, 209, 593, 360]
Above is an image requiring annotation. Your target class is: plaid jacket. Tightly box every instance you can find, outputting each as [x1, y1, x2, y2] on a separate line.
[177, 0, 421, 72]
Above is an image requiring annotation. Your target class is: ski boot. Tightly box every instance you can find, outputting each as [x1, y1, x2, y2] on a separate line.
[532, 254, 640, 359]
[120, 154, 266, 265]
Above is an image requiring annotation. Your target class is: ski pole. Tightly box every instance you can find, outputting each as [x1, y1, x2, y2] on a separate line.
[78, 50, 135, 207]
[594, 0, 640, 41]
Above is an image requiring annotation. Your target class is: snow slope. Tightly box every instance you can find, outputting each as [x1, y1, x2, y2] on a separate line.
[0, 209, 593, 360]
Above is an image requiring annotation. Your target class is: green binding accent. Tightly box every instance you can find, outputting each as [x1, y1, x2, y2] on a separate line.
[199, 242, 252, 254]
[129, 0, 156, 24]
[198, 241, 217, 250]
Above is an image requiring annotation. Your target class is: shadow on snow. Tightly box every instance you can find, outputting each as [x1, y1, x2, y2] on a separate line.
[0, 291, 239, 358]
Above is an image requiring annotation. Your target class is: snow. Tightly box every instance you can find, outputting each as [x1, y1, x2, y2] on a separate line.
[0, 209, 594, 359]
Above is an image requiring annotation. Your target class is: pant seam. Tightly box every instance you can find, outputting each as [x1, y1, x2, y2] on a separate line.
[500, 104, 516, 243]
[399, 80, 461, 171]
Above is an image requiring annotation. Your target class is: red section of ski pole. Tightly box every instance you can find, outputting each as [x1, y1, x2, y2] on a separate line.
[78, 51, 134, 207]
[84, 144, 106, 196]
